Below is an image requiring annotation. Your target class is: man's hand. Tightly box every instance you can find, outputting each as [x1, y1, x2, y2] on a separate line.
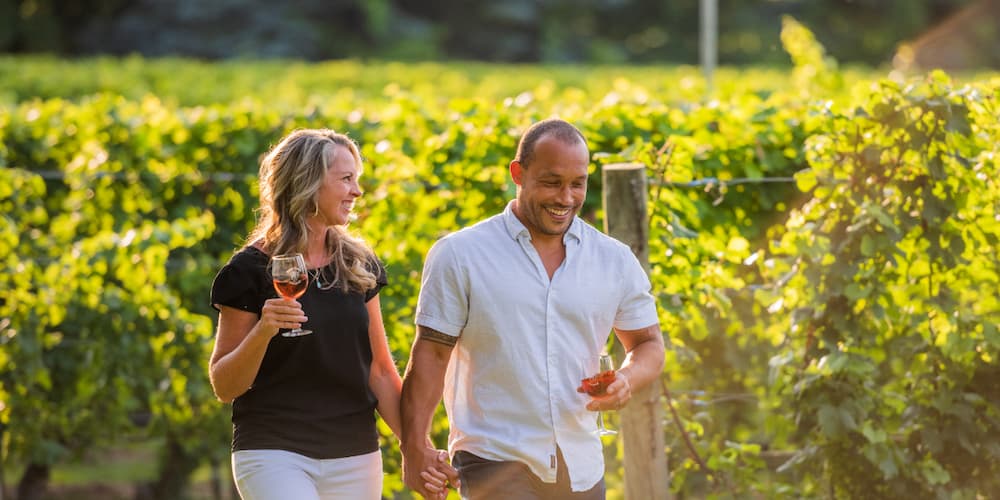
[586, 370, 632, 411]
[608, 323, 665, 410]
[401, 329, 459, 498]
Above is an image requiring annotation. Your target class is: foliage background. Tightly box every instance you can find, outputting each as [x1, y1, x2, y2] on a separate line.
[2, 10, 1000, 500]
[2, 0, 998, 68]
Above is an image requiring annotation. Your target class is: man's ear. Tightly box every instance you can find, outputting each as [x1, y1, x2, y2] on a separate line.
[510, 160, 524, 186]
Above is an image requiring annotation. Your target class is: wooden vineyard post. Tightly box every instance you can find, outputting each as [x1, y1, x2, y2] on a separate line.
[602, 162, 670, 500]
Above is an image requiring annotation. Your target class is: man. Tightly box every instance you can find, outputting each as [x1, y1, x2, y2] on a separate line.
[401, 118, 665, 499]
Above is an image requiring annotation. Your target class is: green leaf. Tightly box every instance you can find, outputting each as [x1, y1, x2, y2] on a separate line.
[844, 282, 870, 301]
[920, 458, 951, 485]
[861, 422, 887, 444]
[985, 323, 1000, 348]
[795, 168, 817, 192]
[860, 234, 875, 256]
[818, 405, 844, 438]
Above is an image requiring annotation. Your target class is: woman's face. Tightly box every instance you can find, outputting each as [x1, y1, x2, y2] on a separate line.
[314, 144, 362, 226]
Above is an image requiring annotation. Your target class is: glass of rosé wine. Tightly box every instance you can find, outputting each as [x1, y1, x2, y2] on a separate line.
[577, 352, 617, 436]
[271, 253, 312, 337]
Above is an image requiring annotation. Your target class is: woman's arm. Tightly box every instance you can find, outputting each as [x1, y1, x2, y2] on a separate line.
[209, 298, 307, 403]
[366, 295, 404, 439]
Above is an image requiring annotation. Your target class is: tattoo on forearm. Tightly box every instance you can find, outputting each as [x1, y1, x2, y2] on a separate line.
[418, 327, 458, 347]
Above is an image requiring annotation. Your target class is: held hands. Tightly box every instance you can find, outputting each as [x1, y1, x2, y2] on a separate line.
[421, 450, 459, 499]
[259, 298, 308, 336]
[403, 445, 460, 499]
[586, 370, 631, 412]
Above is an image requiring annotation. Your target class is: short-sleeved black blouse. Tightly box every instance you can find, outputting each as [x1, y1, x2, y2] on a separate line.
[210, 246, 388, 459]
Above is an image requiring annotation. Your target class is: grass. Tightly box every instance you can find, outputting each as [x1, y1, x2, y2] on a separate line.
[3, 440, 233, 500]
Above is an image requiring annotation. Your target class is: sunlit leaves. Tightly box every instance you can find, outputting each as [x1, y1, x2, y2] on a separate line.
[760, 71, 1000, 496]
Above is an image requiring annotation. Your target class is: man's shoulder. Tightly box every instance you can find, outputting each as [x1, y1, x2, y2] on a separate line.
[438, 213, 506, 246]
[576, 218, 630, 251]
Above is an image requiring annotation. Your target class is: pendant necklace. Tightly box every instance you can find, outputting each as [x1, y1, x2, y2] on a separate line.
[312, 266, 335, 290]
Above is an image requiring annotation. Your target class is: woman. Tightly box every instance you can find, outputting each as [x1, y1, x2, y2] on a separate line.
[208, 129, 448, 499]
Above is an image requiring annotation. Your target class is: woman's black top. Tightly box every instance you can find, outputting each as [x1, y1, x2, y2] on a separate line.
[210, 246, 387, 459]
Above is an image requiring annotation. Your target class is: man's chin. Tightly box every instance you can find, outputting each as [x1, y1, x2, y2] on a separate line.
[541, 223, 570, 236]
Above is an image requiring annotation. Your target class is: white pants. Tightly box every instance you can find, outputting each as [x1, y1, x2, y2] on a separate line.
[232, 449, 383, 500]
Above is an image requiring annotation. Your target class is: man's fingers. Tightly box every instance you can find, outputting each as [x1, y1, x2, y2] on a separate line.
[444, 462, 460, 482]
[608, 377, 630, 396]
[439, 463, 461, 490]
[586, 395, 629, 411]
[604, 374, 632, 409]
[432, 449, 461, 487]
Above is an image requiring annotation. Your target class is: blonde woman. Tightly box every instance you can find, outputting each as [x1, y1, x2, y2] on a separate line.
[208, 129, 453, 499]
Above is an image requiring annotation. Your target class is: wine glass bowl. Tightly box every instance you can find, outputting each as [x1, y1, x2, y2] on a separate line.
[577, 367, 615, 396]
[271, 253, 312, 337]
[577, 352, 617, 436]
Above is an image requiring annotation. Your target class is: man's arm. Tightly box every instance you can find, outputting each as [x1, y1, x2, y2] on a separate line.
[400, 326, 460, 498]
[591, 324, 665, 411]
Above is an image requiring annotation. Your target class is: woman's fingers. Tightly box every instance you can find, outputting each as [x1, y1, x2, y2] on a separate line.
[422, 470, 445, 489]
[423, 466, 447, 481]
[260, 298, 307, 329]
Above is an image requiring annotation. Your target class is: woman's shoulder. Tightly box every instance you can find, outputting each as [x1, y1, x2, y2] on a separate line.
[211, 245, 271, 313]
[231, 244, 268, 264]
[364, 252, 387, 282]
[219, 245, 270, 277]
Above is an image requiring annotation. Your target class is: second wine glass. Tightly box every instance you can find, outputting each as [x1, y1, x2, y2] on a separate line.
[271, 253, 312, 337]
[595, 352, 617, 436]
[577, 352, 618, 436]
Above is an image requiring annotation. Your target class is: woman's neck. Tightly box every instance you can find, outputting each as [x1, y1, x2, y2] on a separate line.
[303, 224, 331, 268]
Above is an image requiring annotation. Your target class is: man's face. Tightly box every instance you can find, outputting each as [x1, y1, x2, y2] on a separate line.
[511, 135, 589, 238]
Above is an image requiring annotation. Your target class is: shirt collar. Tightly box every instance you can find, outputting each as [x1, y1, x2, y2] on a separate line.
[501, 200, 583, 244]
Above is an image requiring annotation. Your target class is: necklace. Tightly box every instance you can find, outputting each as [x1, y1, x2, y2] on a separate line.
[311, 266, 336, 290]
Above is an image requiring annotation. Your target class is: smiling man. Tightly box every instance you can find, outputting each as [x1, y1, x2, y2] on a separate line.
[400, 118, 666, 500]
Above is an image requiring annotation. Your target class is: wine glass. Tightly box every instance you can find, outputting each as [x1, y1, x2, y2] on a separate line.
[271, 253, 312, 337]
[595, 352, 618, 436]
[577, 352, 618, 436]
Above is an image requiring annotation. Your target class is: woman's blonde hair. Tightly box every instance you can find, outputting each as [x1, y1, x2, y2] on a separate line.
[248, 128, 377, 294]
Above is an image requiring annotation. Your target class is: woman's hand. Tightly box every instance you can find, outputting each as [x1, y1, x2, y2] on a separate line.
[258, 298, 308, 336]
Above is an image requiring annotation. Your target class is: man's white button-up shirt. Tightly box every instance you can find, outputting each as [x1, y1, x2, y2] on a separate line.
[415, 201, 660, 492]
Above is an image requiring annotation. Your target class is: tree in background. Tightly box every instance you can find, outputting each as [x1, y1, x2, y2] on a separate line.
[1, 0, 990, 67]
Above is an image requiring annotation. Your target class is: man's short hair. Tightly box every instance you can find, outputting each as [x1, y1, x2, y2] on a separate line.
[514, 118, 586, 168]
